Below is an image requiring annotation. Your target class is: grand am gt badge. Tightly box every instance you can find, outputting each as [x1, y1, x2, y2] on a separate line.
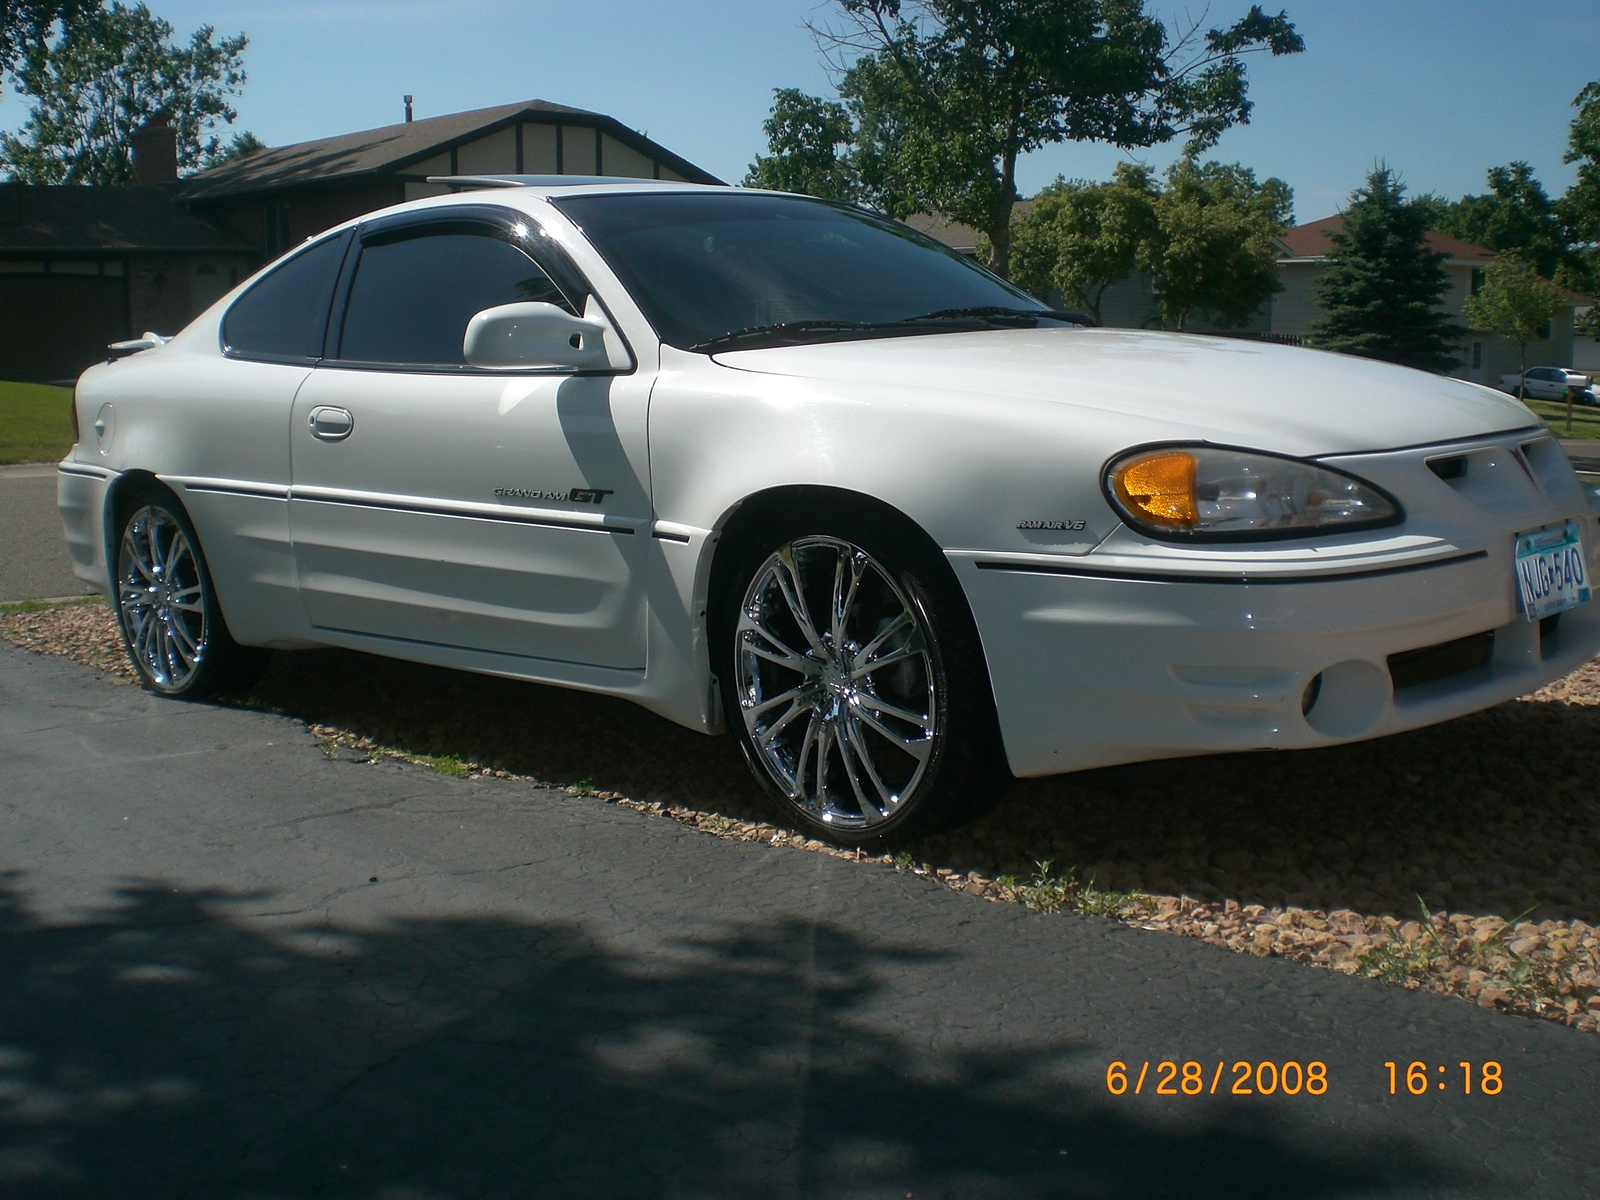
[1017, 519, 1086, 531]
[493, 486, 615, 504]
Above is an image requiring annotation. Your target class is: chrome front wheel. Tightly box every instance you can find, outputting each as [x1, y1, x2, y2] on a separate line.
[723, 517, 1002, 844]
[735, 536, 938, 832]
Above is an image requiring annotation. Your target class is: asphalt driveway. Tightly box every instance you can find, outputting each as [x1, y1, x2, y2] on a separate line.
[2, 639, 1598, 1198]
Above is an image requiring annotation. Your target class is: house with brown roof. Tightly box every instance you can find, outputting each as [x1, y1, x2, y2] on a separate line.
[1270, 215, 1578, 385]
[181, 98, 723, 261]
[0, 100, 719, 382]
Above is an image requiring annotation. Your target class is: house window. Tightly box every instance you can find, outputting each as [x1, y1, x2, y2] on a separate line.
[1470, 268, 1484, 296]
[1471, 341, 1483, 369]
[1538, 320, 1551, 341]
[264, 201, 292, 259]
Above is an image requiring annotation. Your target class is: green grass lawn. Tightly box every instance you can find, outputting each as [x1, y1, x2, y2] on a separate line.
[0, 380, 74, 465]
[1524, 397, 1600, 440]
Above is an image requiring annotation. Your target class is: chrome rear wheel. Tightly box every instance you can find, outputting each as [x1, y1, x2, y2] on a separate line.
[117, 503, 209, 693]
[112, 489, 268, 698]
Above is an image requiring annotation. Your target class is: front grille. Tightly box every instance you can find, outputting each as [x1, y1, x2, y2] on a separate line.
[1388, 631, 1494, 690]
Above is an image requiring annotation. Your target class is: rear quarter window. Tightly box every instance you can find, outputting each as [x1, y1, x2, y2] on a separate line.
[222, 233, 348, 362]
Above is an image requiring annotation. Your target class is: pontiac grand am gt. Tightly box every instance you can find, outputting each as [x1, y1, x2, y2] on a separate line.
[57, 180, 1600, 844]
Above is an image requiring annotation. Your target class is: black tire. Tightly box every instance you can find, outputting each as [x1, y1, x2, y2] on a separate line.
[715, 506, 1006, 847]
[112, 486, 269, 698]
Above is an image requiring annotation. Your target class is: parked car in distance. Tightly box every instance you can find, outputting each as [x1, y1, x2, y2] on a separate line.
[1499, 366, 1597, 404]
[57, 179, 1600, 845]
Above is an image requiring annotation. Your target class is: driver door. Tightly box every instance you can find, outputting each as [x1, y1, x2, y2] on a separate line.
[288, 211, 651, 670]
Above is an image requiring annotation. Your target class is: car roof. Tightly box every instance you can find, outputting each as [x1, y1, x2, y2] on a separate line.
[426, 174, 735, 199]
[300, 179, 858, 251]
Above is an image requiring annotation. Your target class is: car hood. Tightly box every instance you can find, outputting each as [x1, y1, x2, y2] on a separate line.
[711, 327, 1537, 457]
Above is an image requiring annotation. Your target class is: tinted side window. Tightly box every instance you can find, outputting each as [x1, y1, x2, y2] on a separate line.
[222, 234, 346, 362]
[336, 228, 573, 367]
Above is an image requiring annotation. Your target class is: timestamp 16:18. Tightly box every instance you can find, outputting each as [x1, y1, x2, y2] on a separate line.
[1385, 1061, 1502, 1095]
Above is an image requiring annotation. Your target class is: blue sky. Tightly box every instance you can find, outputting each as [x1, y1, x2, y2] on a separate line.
[4, 0, 1598, 224]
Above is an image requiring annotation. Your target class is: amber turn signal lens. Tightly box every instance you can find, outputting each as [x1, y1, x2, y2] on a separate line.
[1112, 451, 1198, 527]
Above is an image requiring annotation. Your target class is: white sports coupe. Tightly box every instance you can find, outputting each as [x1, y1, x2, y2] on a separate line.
[58, 179, 1600, 844]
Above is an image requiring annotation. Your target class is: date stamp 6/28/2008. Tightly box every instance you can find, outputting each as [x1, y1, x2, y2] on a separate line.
[1104, 1060, 1505, 1098]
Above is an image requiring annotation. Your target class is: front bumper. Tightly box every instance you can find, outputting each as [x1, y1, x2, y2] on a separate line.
[953, 430, 1600, 778]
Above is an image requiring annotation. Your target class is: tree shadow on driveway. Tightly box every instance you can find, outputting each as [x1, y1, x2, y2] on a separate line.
[0, 874, 1457, 1199]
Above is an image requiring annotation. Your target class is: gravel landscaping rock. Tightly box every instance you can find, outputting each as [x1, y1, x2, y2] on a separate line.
[5, 598, 1598, 1036]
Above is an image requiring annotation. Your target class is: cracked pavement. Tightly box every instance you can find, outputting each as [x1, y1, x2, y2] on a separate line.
[2, 639, 1599, 1199]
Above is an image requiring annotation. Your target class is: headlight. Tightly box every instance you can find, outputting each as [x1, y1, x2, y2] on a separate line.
[1104, 445, 1401, 540]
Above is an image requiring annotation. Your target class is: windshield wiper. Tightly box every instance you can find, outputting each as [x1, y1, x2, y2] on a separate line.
[689, 319, 898, 353]
[898, 306, 1092, 327]
[689, 307, 1092, 354]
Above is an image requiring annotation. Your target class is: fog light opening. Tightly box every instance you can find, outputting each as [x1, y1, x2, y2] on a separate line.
[1301, 659, 1389, 739]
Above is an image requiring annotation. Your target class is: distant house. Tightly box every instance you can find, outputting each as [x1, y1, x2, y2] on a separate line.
[1569, 305, 1600, 375]
[181, 98, 723, 261]
[0, 100, 719, 382]
[1270, 216, 1578, 385]
[912, 206, 1584, 382]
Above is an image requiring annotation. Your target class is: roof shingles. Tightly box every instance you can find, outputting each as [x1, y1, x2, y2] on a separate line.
[1276, 214, 1496, 263]
[179, 99, 721, 200]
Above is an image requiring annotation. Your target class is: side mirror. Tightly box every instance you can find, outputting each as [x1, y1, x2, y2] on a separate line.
[463, 296, 626, 371]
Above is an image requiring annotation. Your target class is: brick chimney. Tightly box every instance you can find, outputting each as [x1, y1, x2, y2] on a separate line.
[130, 114, 178, 185]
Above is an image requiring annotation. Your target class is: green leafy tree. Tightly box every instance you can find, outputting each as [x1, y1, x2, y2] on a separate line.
[1562, 80, 1600, 300]
[0, 1, 248, 184]
[1308, 167, 1461, 372]
[1463, 254, 1569, 399]
[1140, 156, 1291, 330]
[200, 127, 264, 169]
[0, 0, 91, 84]
[742, 87, 860, 200]
[1008, 164, 1158, 322]
[1008, 157, 1289, 329]
[779, 0, 1302, 277]
[1438, 162, 1574, 284]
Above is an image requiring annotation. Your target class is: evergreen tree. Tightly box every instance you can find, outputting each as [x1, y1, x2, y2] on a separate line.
[1309, 167, 1460, 372]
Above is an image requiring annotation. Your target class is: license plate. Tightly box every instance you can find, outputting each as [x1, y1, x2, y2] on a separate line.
[1514, 520, 1591, 621]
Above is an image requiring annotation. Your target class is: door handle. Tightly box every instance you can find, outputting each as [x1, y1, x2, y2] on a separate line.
[308, 406, 354, 441]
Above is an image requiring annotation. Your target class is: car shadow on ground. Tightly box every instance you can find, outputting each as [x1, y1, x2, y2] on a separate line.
[0, 873, 1457, 1199]
[237, 647, 1600, 927]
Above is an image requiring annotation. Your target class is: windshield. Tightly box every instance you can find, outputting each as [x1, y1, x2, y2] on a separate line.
[554, 191, 1058, 351]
